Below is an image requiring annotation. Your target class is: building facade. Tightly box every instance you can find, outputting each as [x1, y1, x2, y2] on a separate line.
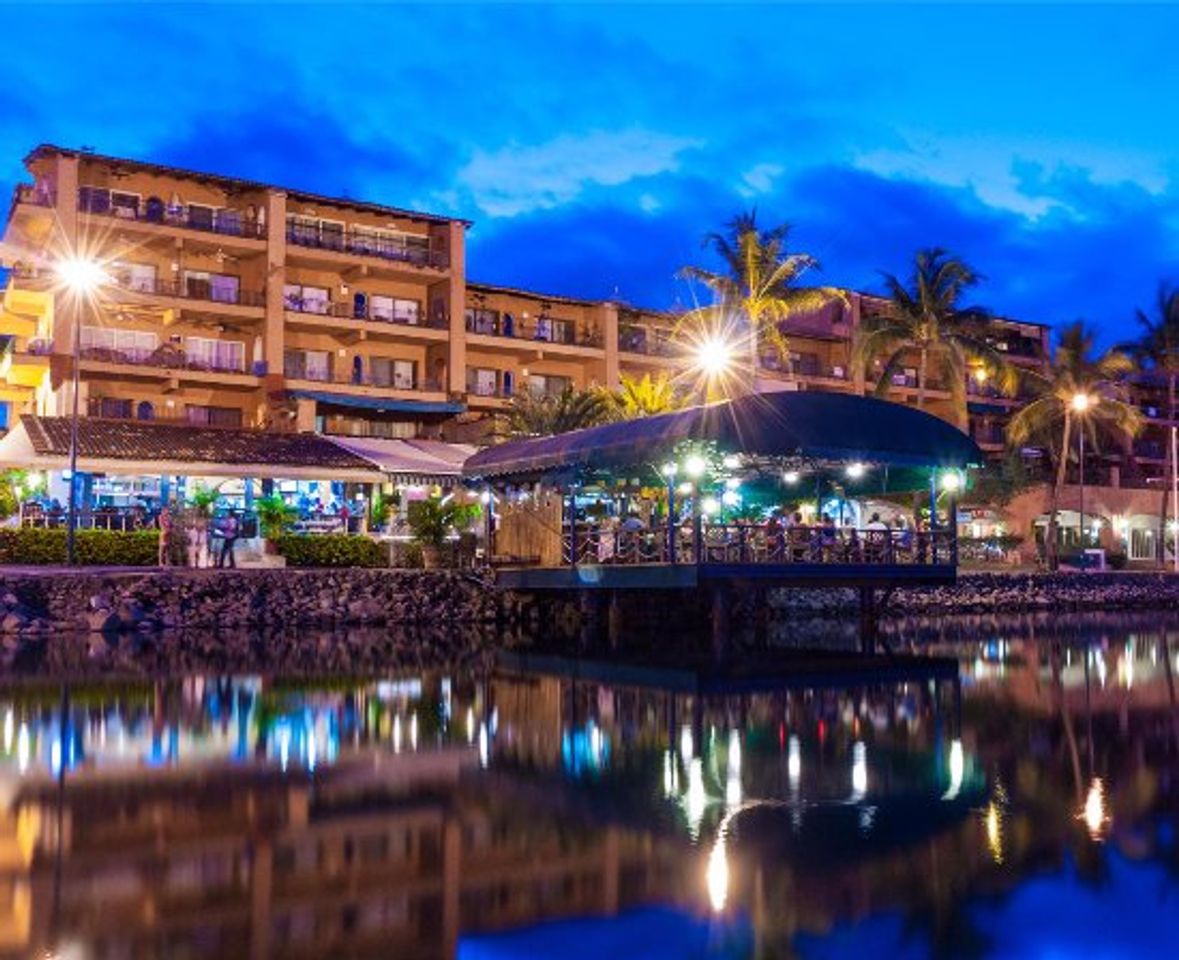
[1, 144, 1053, 452]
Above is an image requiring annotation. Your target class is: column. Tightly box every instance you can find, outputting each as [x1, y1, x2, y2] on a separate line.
[263, 190, 287, 379]
[444, 221, 468, 395]
[600, 303, 620, 389]
[53, 154, 80, 356]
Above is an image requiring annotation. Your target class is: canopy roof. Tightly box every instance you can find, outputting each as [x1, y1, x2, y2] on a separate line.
[464, 391, 983, 482]
[328, 437, 477, 486]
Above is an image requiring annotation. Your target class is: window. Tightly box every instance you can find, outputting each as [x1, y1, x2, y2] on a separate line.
[111, 261, 156, 293]
[214, 208, 243, 236]
[393, 360, 416, 389]
[284, 349, 331, 382]
[467, 368, 499, 397]
[185, 271, 212, 300]
[318, 219, 345, 250]
[283, 284, 329, 314]
[187, 204, 215, 230]
[465, 308, 499, 335]
[110, 191, 139, 219]
[529, 373, 571, 398]
[90, 397, 133, 419]
[393, 299, 419, 324]
[370, 296, 395, 322]
[81, 326, 157, 362]
[185, 337, 245, 372]
[535, 317, 571, 344]
[78, 186, 110, 214]
[286, 215, 319, 245]
[186, 405, 242, 428]
[209, 274, 240, 304]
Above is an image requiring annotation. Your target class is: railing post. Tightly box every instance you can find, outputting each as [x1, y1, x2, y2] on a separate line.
[928, 470, 939, 565]
[567, 490, 577, 567]
[948, 491, 959, 567]
[693, 499, 703, 564]
[667, 482, 677, 564]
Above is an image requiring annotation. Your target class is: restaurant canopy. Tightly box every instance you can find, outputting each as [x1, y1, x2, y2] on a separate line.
[463, 391, 983, 484]
[0, 416, 474, 485]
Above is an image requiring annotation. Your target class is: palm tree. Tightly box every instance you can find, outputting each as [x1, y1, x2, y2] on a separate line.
[502, 385, 608, 439]
[851, 249, 1016, 425]
[1116, 284, 1179, 562]
[601, 372, 687, 420]
[677, 211, 842, 388]
[1007, 322, 1141, 569]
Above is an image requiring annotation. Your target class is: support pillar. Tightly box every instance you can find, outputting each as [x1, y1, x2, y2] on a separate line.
[711, 583, 731, 660]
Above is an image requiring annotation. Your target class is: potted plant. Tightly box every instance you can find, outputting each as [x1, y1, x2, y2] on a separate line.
[255, 493, 297, 553]
[406, 496, 479, 569]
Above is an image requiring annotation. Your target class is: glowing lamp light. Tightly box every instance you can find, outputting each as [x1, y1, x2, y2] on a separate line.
[783, 470, 800, 484]
[722, 454, 740, 470]
[661, 462, 678, 479]
[941, 470, 962, 493]
[684, 455, 707, 478]
[721, 490, 740, 507]
[846, 462, 866, 480]
[56, 256, 108, 294]
[973, 367, 988, 384]
[677, 481, 693, 496]
[1071, 392, 1093, 413]
[479, 490, 491, 505]
[701, 496, 720, 516]
[1080, 777, 1108, 840]
[695, 335, 734, 377]
[706, 836, 729, 913]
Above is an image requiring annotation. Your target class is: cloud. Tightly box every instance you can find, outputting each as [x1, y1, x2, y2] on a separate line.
[453, 129, 702, 217]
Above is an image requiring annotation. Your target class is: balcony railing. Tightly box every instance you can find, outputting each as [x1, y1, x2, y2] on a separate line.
[283, 295, 446, 329]
[77, 193, 266, 239]
[113, 275, 266, 309]
[464, 314, 602, 348]
[285, 224, 449, 269]
[758, 355, 849, 380]
[85, 400, 248, 429]
[282, 363, 443, 393]
[562, 521, 957, 567]
[13, 183, 55, 208]
[80, 345, 258, 376]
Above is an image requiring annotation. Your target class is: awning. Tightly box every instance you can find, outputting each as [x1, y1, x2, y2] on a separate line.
[0, 416, 387, 482]
[289, 390, 465, 416]
[464, 391, 983, 482]
[328, 437, 477, 486]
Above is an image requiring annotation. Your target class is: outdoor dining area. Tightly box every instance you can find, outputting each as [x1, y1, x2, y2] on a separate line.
[463, 391, 982, 590]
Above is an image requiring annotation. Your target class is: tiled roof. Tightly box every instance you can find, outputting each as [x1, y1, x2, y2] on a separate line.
[22, 416, 375, 470]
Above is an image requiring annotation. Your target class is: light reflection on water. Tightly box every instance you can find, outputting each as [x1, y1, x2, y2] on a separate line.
[0, 611, 1175, 958]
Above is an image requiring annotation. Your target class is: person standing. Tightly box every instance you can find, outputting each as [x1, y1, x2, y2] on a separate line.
[158, 507, 173, 567]
[217, 512, 240, 569]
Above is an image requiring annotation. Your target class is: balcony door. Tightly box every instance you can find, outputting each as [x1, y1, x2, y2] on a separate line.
[209, 274, 240, 304]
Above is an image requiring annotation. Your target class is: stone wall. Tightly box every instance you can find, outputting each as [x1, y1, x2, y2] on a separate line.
[771, 571, 1179, 617]
[0, 569, 529, 638]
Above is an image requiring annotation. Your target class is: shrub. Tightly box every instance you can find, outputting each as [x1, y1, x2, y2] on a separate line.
[0, 528, 159, 565]
[275, 534, 388, 568]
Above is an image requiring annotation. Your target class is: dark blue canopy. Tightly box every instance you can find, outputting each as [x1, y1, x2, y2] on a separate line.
[464, 391, 983, 481]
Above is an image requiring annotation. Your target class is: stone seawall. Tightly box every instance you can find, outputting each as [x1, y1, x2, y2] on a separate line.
[771, 571, 1179, 617]
[0, 569, 528, 638]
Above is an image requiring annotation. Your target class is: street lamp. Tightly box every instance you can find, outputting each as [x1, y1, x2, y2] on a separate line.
[694, 336, 733, 379]
[56, 257, 107, 566]
[1071, 392, 1095, 560]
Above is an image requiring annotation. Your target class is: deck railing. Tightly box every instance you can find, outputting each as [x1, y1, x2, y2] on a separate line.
[561, 522, 957, 567]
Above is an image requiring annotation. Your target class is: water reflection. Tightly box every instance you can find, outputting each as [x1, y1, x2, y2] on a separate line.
[0, 612, 1172, 958]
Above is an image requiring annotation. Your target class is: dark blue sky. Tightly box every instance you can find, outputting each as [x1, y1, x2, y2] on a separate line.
[2, 3, 1177, 339]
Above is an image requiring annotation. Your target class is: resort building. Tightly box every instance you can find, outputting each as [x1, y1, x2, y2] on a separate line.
[0, 143, 1172, 563]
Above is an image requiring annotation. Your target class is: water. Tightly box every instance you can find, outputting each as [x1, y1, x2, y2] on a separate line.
[3, 613, 1178, 959]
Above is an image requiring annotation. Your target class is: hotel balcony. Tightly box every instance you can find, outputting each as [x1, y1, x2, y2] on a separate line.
[617, 324, 678, 365]
[465, 313, 604, 356]
[114, 274, 266, 313]
[758, 354, 851, 387]
[75, 188, 267, 249]
[282, 358, 454, 412]
[285, 221, 449, 275]
[86, 397, 249, 429]
[0, 336, 50, 396]
[78, 344, 262, 389]
[283, 294, 448, 343]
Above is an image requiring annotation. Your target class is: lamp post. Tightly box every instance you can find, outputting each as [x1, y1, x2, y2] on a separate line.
[1071, 392, 1095, 564]
[56, 257, 106, 566]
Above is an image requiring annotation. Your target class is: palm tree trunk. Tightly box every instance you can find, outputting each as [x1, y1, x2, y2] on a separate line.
[917, 348, 928, 410]
[1047, 412, 1073, 571]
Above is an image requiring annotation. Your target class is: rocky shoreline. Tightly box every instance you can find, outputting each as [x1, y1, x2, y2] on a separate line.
[771, 571, 1179, 617]
[0, 569, 528, 640]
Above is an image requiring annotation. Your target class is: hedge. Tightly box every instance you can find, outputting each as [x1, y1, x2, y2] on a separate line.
[275, 534, 389, 568]
[0, 528, 160, 566]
